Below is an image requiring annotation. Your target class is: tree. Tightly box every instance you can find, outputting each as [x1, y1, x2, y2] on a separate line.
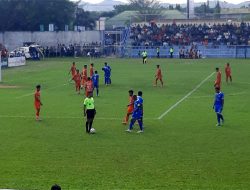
[175, 4, 181, 11]
[113, 4, 138, 14]
[214, 1, 221, 18]
[169, 5, 174, 10]
[0, 0, 77, 31]
[194, 3, 213, 16]
[128, 0, 163, 21]
[75, 7, 96, 30]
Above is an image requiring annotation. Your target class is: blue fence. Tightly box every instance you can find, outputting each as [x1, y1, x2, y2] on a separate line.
[122, 45, 250, 58]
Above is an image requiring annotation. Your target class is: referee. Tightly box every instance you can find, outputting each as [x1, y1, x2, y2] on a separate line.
[83, 92, 96, 133]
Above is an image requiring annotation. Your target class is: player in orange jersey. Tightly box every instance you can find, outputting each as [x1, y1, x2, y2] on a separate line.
[225, 63, 232, 84]
[154, 65, 163, 87]
[69, 62, 76, 77]
[90, 63, 94, 78]
[85, 77, 93, 97]
[122, 90, 134, 125]
[72, 69, 82, 94]
[34, 85, 43, 121]
[81, 64, 88, 88]
[214, 67, 222, 89]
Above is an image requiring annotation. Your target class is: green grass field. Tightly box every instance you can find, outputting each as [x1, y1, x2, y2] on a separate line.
[0, 58, 250, 190]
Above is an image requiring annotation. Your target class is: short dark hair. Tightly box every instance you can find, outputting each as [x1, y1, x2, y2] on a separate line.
[36, 84, 41, 89]
[91, 63, 94, 66]
[215, 86, 220, 91]
[128, 90, 133, 93]
[215, 67, 219, 71]
[94, 70, 98, 74]
[138, 91, 142, 96]
[51, 184, 61, 190]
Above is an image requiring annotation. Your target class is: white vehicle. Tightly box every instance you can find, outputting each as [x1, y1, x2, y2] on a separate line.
[10, 44, 43, 59]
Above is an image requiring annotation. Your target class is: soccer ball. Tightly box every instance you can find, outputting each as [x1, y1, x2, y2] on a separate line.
[90, 128, 96, 134]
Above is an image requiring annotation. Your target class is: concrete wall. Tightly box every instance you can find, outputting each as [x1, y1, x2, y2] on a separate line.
[0, 31, 103, 50]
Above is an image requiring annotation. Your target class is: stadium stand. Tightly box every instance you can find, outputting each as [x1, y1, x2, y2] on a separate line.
[129, 22, 250, 47]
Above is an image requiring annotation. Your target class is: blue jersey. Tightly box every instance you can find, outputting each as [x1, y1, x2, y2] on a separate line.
[102, 66, 111, 77]
[214, 92, 224, 107]
[92, 74, 99, 86]
[137, 96, 143, 104]
[214, 92, 224, 113]
[132, 99, 143, 118]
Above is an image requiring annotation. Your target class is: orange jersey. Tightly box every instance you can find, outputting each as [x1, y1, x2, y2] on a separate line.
[85, 80, 93, 92]
[90, 67, 94, 77]
[156, 68, 162, 78]
[225, 66, 231, 75]
[71, 65, 76, 76]
[127, 96, 134, 113]
[215, 71, 222, 86]
[72, 73, 81, 84]
[34, 91, 41, 108]
[82, 68, 87, 80]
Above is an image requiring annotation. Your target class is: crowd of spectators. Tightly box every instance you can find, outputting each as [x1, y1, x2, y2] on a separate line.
[42, 42, 103, 58]
[130, 22, 250, 47]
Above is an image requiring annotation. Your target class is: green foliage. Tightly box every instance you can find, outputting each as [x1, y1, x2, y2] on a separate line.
[114, 4, 139, 14]
[214, 1, 221, 18]
[0, 0, 96, 31]
[75, 8, 96, 30]
[176, 4, 181, 11]
[194, 3, 214, 15]
[169, 5, 174, 10]
[1, 58, 250, 189]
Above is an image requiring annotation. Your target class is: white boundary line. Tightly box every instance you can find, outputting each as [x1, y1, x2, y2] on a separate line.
[158, 72, 215, 120]
[0, 115, 157, 120]
[16, 83, 67, 99]
[236, 82, 250, 85]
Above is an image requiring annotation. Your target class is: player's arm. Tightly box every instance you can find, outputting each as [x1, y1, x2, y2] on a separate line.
[83, 106, 86, 116]
[221, 98, 224, 110]
[127, 101, 133, 107]
[69, 67, 73, 75]
[83, 105, 86, 117]
[213, 97, 216, 109]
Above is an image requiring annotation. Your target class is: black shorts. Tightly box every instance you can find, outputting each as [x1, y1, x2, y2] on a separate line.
[86, 109, 96, 119]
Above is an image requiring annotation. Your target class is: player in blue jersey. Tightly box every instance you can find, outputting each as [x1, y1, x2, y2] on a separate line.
[213, 87, 224, 127]
[92, 70, 99, 96]
[102, 62, 111, 85]
[126, 91, 144, 133]
[137, 91, 144, 127]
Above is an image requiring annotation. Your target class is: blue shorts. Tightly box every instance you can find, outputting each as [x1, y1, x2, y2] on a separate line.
[132, 112, 142, 120]
[93, 84, 98, 88]
[214, 106, 222, 113]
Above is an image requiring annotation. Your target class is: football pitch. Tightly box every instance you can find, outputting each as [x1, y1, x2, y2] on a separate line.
[0, 57, 250, 189]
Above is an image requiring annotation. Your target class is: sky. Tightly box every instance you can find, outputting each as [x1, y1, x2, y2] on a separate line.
[78, 0, 249, 5]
